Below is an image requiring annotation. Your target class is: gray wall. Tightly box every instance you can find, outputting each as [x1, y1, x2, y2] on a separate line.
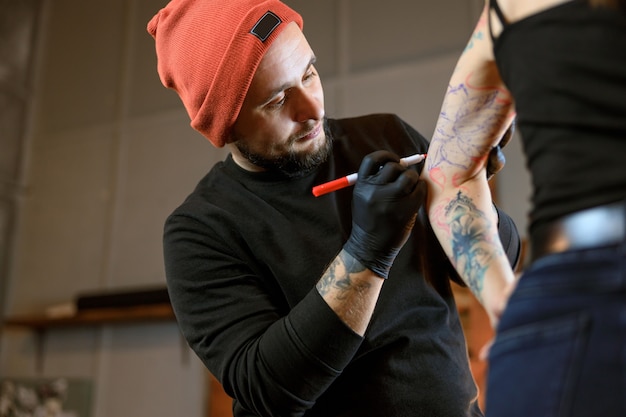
[0, 0, 532, 416]
[0, 0, 42, 330]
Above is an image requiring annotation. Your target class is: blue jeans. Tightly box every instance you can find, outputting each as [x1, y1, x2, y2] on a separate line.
[485, 243, 626, 417]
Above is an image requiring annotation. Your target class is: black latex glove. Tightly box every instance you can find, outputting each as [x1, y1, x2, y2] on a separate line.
[344, 150, 426, 279]
[486, 119, 515, 180]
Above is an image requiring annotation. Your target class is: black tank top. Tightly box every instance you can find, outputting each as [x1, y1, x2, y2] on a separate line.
[489, 0, 626, 232]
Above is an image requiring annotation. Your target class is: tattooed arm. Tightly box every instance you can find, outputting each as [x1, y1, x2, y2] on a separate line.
[423, 2, 516, 327]
[316, 249, 385, 336]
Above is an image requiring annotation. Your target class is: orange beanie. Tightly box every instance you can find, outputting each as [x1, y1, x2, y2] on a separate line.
[147, 0, 303, 148]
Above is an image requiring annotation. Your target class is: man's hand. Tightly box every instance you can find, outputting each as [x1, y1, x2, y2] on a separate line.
[486, 120, 515, 180]
[344, 150, 426, 279]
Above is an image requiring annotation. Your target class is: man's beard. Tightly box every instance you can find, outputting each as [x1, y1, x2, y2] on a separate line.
[234, 119, 333, 178]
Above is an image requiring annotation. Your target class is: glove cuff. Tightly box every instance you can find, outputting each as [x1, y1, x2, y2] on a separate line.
[343, 223, 399, 279]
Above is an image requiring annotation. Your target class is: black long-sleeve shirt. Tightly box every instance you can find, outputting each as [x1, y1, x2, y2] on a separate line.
[164, 114, 521, 417]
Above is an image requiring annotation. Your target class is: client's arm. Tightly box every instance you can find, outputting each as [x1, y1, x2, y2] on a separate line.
[423, 3, 517, 327]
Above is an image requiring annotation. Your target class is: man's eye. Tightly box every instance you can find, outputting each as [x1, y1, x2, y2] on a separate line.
[267, 95, 287, 109]
[304, 71, 317, 82]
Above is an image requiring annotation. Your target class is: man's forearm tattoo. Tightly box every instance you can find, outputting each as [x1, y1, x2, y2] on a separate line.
[317, 250, 369, 299]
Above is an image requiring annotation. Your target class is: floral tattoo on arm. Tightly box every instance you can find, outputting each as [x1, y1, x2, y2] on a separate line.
[445, 191, 501, 300]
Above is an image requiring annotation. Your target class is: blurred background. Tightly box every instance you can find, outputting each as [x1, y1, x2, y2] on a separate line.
[0, 0, 532, 416]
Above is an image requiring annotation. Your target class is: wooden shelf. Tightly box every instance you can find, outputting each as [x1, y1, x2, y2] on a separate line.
[3, 303, 180, 372]
[3, 303, 176, 331]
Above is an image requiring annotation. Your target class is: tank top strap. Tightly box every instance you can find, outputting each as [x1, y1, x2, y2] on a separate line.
[488, 0, 509, 41]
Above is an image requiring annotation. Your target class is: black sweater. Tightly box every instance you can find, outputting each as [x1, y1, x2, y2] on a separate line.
[164, 114, 520, 417]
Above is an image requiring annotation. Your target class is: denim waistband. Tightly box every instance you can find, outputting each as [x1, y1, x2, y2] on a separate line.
[518, 243, 626, 297]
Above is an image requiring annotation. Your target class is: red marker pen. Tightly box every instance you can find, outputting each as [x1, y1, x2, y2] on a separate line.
[312, 153, 426, 197]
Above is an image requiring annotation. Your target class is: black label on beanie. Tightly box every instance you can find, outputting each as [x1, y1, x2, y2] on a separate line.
[250, 11, 282, 42]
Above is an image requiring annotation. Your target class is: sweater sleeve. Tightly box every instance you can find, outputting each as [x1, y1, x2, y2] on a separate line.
[164, 210, 363, 417]
[244, 290, 363, 415]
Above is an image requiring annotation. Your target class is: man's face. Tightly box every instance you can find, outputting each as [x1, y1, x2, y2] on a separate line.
[229, 21, 329, 177]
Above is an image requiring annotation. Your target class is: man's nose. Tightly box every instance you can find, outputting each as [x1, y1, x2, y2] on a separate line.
[294, 88, 324, 122]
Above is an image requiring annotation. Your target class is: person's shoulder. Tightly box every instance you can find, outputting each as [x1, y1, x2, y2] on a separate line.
[332, 113, 406, 126]
[329, 113, 428, 155]
[166, 162, 233, 221]
[502, 0, 575, 22]
[330, 113, 416, 136]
